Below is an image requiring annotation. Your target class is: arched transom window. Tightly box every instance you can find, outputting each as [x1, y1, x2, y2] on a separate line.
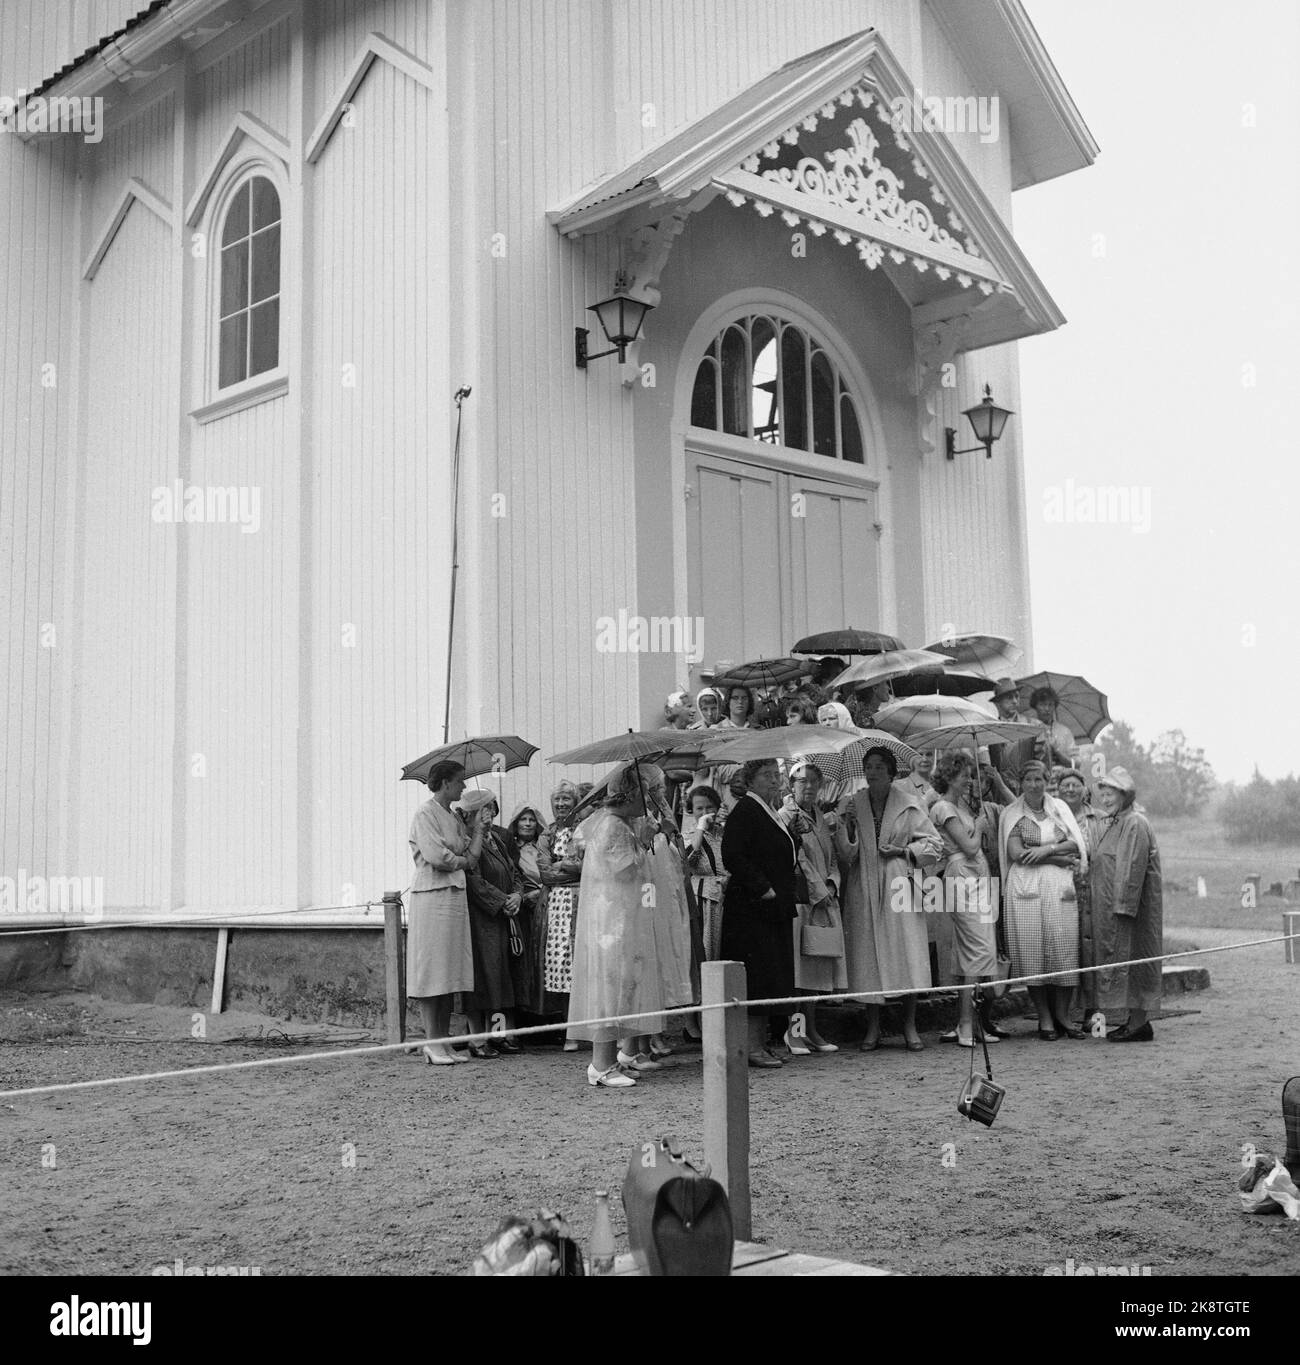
[218, 174, 281, 390]
[690, 313, 865, 464]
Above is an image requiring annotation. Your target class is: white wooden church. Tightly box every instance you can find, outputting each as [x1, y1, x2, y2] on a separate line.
[0, 0, 1095, 939]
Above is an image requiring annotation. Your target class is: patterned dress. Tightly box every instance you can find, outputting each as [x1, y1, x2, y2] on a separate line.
[540, 824, 579, 1003]
[1003, 812, 1079, 985]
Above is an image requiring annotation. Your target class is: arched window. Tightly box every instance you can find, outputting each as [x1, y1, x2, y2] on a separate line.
[690, 313, 865, 464]
[217, 174, 281, 390]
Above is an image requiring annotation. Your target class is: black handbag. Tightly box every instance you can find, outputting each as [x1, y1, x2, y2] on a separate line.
[621, 1136, 733, 1276]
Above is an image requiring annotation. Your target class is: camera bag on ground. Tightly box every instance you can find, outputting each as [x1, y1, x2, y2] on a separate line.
[621, 1135, 733, 1275]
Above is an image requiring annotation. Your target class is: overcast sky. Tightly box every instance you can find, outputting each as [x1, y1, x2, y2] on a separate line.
[1012, 0, 1299, 784]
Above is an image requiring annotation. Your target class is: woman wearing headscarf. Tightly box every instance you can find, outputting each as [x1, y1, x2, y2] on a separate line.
[814, 700, 862, 810]
[692, 686, 724, 729]
[505, 803, 546, 1016]
[567, 763, 663, 1088]
[459, 792, 524, 1057]
[998, 760, 1089, 1039]
[407, 760, 483, 1065]
[536, 780, 583, 1050]
[840, 746, 944, 1051]
[708, 685, 759, 808]
[1088, 767, 1163, 1042]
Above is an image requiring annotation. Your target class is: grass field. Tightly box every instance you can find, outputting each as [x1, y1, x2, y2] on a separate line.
[1153, 811, 1300, 936]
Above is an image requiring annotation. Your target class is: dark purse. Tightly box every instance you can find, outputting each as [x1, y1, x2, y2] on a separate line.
[621, 1136, 733, 1276]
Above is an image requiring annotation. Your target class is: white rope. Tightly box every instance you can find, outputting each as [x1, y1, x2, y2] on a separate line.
[0, 902, 386, 936]
[0, 932, 1294, 1102]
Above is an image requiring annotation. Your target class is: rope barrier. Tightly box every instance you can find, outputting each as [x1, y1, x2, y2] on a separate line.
[0, 902, 385, 937]
[0, 932, 1294, 1103]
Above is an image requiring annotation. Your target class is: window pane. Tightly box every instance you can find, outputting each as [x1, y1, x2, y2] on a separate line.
[780, 326, 808, 451]
[219, 313, 248, 389]
[221, 182, 250, 247]
[719, 325, 748, 437]
[250, 225, 280, 304]
[811, 350, 837, 457]
[841, 394, 865, 464]
[251, 177, 280, 231]
[248, 298, 280, 377]
[750, 317, 778, 442]
[691, 358, 718, 429]
[220, 240, 249, 318]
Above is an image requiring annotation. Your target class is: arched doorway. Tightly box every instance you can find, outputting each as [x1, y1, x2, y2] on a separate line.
[675, 291, 890, 691]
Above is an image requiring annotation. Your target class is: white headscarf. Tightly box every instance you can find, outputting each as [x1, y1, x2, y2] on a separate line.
[998, 789, 1089, 877]
[817, 701, 854, 730]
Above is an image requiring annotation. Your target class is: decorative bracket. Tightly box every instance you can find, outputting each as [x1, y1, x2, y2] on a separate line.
[913, 311, 974, 457]
[616, 203, 693, 386]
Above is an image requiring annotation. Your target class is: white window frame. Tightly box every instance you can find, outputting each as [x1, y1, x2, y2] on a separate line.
[191, 155, 290, 423]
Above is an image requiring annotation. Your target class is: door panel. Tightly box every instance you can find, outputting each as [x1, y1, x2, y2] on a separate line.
[687, 454, 786, 686]
[787, 474, 879, 645]
[687, 451, 880, 690]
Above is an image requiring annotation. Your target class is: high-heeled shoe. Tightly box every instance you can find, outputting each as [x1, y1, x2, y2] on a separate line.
[422, 1045, 457, 1067]
[588, 1063, 636, 1088]
[468, 1043, 500, 1059]
[648, 1037, 674, 1059]
[561, 1039, 580, 1052]
[1052, 1017, 1084, 1040]
[859, 1036, 881, 1053]
[617, 1050, 663, 1073]
[806, 1039, 838, 1053]
[783, 1029, 811, 1056]
[904, 1037, 925, 1052]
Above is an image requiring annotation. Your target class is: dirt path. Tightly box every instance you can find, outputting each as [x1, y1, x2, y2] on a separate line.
[1, 928, 1296, 1276]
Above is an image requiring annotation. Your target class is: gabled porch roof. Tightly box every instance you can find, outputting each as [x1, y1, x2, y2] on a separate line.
[549, 28, 1071, 358]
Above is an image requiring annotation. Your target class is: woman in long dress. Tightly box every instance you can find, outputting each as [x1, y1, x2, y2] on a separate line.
[780, 760, 849, 1053]
[928, 751, 999, 1048]
[1056, 769, 1101, 1024]
[505, 802, 547, 1018]
[406, 760, 483, 1066]
[567, 763, 663, 1088]
[535, 781, 583, 1049]
[459, 791, 523, 1057]
[1088, 766, 1163, 1042]
[997, 760, 1089, 1039]
[840, 746, 944, 1052]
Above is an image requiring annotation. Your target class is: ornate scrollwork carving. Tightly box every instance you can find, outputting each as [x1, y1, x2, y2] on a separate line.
[759, 117, 981, 261]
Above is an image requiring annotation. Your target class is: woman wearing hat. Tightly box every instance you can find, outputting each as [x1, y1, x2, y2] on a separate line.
[1089, 767, 1163, 1042]
[407, 760, 483, 1065]
[998, 761, 1089, 1039]
[459, 792, 524, 1057]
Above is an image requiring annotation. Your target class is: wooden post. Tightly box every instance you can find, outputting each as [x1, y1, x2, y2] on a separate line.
[383, 891, 406, 1043]
[1285, 910, 1299, 966]
[210, 928, 229, 1015]
[702, 960, 751, 1240]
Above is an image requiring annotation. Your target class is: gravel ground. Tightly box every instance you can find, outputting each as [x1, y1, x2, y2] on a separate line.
[1, 927, 1296, 1276]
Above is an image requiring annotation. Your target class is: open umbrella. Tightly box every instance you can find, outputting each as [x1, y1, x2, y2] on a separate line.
[827, 649, 950, 692]
[697, 724, 864, 765]
[548, 729, 704, 766]
[401, 734, 538, 784]
[792, 628, 905, 657]
[906, 720, 1041, 753]
[872, 696, 996, 744]
[1016, 671, 1111, 742]
[710, 657, 814, 694]
[797, 729, 919, 787]
[891, 667, 996, 699]
[923, 633, 1023, 679]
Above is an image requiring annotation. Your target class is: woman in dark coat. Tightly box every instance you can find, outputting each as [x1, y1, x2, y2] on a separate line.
[459, 790, 524, 1057]
[720, 758, 798, 1069]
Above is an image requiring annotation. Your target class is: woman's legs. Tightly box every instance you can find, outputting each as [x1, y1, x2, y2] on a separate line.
[592, 1039, 619, 1072]
[900, 997, 921, 1046]
[861, 1003, 881, 1048]
[417, 995, 457, 1061]
[747, 1015, 769, 1056]
[956, 979, 976, 1041]
[1028, 984, 1055, 1032]
[1052, 986, 1076, 1028]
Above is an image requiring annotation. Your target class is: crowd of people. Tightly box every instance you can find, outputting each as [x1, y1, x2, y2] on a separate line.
[404, 669, 1163, 1086]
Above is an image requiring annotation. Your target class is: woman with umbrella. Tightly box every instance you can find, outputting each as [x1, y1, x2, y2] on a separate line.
[840, 747, 945, 1051]
[407, 760, 484, 1066]
[997, 761, 1089, 1039]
